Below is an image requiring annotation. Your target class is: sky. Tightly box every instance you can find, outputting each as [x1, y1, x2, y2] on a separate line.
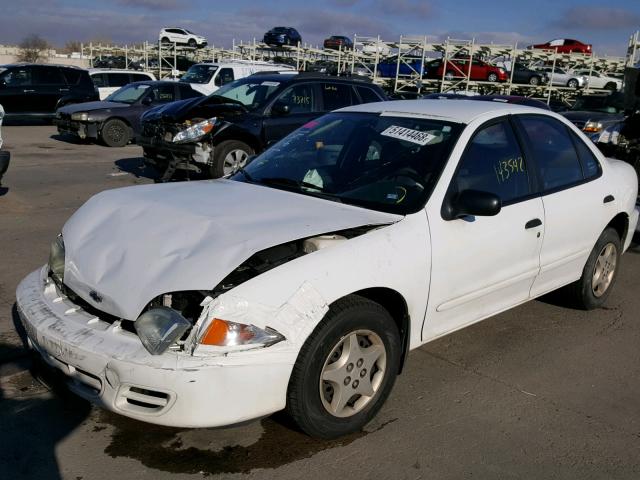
[1, 0, 639, 56]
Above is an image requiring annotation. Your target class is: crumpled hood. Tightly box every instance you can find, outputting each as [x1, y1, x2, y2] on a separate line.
[58, 101, 129, 114]
[61, 179, 401, 320]
[142, 96, 248, 123]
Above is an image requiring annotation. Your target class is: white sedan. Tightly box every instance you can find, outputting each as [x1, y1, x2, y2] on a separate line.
[539, 67, 587, 88]
[573, 70, 623, 91]
[16, 101, 639, 438]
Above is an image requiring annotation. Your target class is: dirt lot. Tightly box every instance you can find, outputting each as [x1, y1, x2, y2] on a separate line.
[1, 125, 640, 480]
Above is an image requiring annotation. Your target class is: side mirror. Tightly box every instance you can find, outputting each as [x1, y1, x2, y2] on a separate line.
[272, 101, 290, 116]
[442, 189, 502, 220]
[141, 96, 153, 106]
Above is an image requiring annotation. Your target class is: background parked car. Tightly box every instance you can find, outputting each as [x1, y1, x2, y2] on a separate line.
[377, 56, 424, 78]
[323, 36, 353, 50]
[139, 73, 387, 179]
[264, 27, 302, 47]
[0, 64, 98, 118]
[510, 64, 548, 85]
[181, 61, 296, 96]
[427, 58, 508, 82]
[159, 28, 207, 48]
[573, 70, 622, 91]
[89, 69, 156, 100]
[92, 56, 144, 70]
[0, 104, 8, 186]
[538, 67, 587, 88]
[55, 81, 202, 147]
[560, 92, 626, 137]
[529, 39, 592, 54]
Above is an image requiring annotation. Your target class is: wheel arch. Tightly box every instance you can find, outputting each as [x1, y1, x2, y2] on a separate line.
[99, 116, 132, 133]
[606, 212, 629, 245]
[213, 128, 261, 153]
[347, 287, 410, 374]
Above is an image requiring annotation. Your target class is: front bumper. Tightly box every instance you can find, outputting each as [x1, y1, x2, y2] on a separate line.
[54, 118, 98, 140]
[16, 267, 292, 428]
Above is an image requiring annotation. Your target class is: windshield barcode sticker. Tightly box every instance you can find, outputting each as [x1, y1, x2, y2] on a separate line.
[381, 126, 436, 145]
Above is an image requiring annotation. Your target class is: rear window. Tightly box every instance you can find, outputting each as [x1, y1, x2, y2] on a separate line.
[106, 73, 131, 87]
[322, 83, 355, 111]
[61, 68, 82, 85]
[356, 86, 382, 104]
[131, 73, 152, 82]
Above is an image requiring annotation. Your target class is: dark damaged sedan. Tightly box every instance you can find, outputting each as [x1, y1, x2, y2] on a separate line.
[55, 81, 202, 147]
[138, 73, 386, 179]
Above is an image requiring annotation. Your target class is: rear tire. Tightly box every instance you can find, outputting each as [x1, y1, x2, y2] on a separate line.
[210, 140, 254, 178]
[161, 37, 170, 44]
[286, 295, 401, 439]
[444, 70, 455, 81]
[100, 118, 130, 148]
[562, 228, 621, 310]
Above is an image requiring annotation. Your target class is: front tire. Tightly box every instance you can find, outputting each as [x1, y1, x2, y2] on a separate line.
[563, 228, 621, 309]
[100, 118, 130, 147]
[286, 295, 401, 439]
[487, 72, 498, 82]
[188, 39, 197, 48]
[210, 140, 254, 178]
[604, 82, 617, 91]
[529, 75, 540, 85]
[567, 78, 579, 88]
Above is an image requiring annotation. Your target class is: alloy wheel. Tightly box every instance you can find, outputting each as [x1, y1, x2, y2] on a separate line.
[319, 329, 387, 418]
[591, 243, 617, 297]
[223, 149, 249, 176]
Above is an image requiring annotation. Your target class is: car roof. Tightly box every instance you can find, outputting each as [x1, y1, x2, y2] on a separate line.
[88, 69, 153, 74]
[340, 99, 553, 123]
[1, 63, 82, 70]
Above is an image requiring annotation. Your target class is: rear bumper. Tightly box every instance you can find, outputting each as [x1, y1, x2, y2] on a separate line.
[16, 267, 293, 428]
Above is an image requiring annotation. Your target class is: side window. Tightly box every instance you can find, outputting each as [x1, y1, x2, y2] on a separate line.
[570, 131, 601, 180]
[91, 73, 107, 88]
[356, 86, 382, 104]
[1, 68, 32, 86]
[321, 83, 355, 111]
[61, 69, 82, 85]
[453, 121, 530, 204]
[130, 73, 152, 82]
[214, 68, 234, 87]
[518, 115, 583, 191]
[178, 84, 200, 99]
[106, 73, 131, 87]
[149, 85, 175, 103]
[32, 67, 66, 85]
[275, 84, 315, 113]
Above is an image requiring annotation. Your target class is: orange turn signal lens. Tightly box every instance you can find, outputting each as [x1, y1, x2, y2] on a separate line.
[200, 319, 285, 347]
[201, 319, 230, 346]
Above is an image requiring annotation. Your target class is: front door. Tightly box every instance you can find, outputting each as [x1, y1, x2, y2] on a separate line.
[0, 66, 33, 114]
[424, 118, 544, 340]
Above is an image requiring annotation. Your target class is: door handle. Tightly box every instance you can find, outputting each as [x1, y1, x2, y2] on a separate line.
[603, 195, 615, 204]
[525, 218, 542, 229]
[59, 88, 70, 92]
[23, 89, 35, 93]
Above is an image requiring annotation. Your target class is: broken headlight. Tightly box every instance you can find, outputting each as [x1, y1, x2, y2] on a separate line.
[49, 234, 65, 284]
[200, 319, 284, 348]
[583, 121, 604, 133]
[135, 307, 192, 355]
[172, 117, 217, 144]
[71, 112, 89, 121]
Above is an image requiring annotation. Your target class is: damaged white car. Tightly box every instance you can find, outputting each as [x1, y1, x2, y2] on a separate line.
[17, 100, 639, 438]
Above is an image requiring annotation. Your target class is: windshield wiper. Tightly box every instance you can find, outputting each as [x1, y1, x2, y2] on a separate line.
[258, 177, 342, 202]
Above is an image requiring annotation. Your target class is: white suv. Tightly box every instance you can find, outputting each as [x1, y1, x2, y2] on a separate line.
[159, 28, 207, 49]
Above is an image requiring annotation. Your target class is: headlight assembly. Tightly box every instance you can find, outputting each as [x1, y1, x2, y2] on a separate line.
[49, 234, 65, 284]
[200, 318, 284, 348]
[172, 117, 217, 144]
[71, 112, 89, 121]
[135, 307, 192, 355]
[583, 121, 603, 133]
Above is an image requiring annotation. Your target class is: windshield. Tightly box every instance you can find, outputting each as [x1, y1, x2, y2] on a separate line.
[571, 95, 623, 113]
[212, 78, 282, 108]
[182, 64, 218, 84]
[106, 84, 150, 104]
[232, 112, 463, 214]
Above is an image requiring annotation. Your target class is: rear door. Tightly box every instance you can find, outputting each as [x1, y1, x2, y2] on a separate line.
[262, 82, 321, 142]
[31, 66, 67, 113]
[320, 82, 356, 112]
[514, 114, 615, 296]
